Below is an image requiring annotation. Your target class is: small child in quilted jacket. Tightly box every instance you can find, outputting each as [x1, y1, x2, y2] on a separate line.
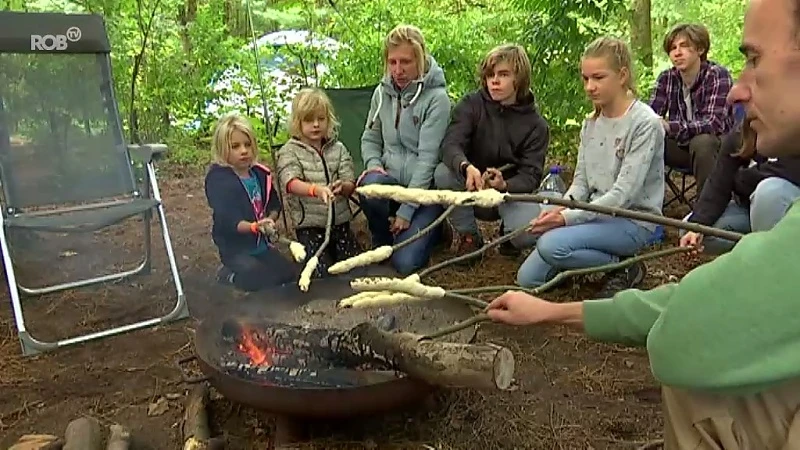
[276, 88, 363, 276]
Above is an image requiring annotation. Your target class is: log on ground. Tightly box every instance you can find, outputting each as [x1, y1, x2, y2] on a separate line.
[350, 322, 515, 390]
[223, 319, 514, 390]
[63, 417, 104, 450]
[105, 424, 131, 450]
[183, 384, 225, 450]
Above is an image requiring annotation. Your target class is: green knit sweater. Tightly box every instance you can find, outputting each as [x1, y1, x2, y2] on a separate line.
[583, 199, 800, 395]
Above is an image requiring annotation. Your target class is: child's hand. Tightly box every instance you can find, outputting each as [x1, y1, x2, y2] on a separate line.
[314, 185, 335, 204]
[330, 180, 344, 195]
[256, 217, 276, 235]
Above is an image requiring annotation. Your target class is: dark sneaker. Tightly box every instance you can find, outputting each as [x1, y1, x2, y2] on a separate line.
[595, 260, 646, 298]
[497, 239, 522, 258]
[454, 232, 485, 267]
[216, 265, 236, 285]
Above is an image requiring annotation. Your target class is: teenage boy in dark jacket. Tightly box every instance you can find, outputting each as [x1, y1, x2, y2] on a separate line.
[434, 44, 550, 256]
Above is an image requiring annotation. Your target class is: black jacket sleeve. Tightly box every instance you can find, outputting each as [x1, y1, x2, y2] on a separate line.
[505, 115, 549, 193]
[205, 168, 242, 236]
[688, 131, 748, 226]
[440, 95, 477, 173]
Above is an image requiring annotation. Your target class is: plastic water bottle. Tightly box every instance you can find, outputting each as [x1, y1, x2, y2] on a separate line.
[538, 165, 567, 198]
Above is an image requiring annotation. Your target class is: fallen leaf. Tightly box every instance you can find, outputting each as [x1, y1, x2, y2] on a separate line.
[147, 396, 169, 416]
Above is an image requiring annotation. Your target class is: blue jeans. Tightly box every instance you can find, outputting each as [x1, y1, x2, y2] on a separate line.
[682, 176, 800, 254]
[433, 162, 553, 249]
[516, 216, 653, 287]
[358, 172, 443, 275]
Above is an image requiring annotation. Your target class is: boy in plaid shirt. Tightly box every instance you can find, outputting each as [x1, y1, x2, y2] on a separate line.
[649, 23, 735, 197]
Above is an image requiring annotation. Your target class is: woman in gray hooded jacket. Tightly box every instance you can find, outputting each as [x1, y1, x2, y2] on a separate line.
[357, 24, 452, 275]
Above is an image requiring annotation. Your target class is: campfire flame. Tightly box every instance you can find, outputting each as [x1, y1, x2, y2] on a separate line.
[237, 325, 283, 366]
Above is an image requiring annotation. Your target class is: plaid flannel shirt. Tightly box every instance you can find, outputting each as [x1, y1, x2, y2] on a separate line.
[648, 60, 735, 146]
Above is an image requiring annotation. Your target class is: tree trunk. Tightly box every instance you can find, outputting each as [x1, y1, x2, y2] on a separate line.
[629, 0, 653, 71]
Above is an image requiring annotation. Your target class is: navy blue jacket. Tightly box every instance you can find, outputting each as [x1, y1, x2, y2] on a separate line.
[204, 163, 281, 265]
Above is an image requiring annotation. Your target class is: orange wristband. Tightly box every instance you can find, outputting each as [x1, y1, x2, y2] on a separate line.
[250, 222, 259, 234]
[309, 184, 317, 197]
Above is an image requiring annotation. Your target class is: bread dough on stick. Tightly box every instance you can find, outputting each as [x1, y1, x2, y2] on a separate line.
[328, 245, 393, 274]
[338, 274, 421, 308]
[288, 241, 307, 262]
[350, 277, 446, 299]
[298, 256, 319, 292]
[350, 291, 426, 308]
[355, 185, 507, 208]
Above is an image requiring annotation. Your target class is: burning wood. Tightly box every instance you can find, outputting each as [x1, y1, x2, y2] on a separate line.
[219, 319, 515, 391]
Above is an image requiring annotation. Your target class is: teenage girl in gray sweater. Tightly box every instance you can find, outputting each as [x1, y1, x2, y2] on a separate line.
[517, 37, 666, 297]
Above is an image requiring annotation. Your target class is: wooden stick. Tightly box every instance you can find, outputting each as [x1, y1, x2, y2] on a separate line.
[328, 204, 456, 274]
[505, 193, 744, 242]
[420, 222, 532, 277]
[105, 424, 131, 450]
[63, 417, 104, 450]
[449, 246, 693, 296]
[392, 203, 456, 252]
[419, 313, 492, 341]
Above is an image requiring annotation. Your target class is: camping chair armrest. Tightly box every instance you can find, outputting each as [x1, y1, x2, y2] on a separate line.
[127, 143, 169, 164]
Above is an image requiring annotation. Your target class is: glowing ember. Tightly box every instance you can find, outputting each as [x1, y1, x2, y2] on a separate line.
[237, 325, 286, 366]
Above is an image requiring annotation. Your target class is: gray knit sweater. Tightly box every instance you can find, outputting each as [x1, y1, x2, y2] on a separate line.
[562, 100, 666, 231]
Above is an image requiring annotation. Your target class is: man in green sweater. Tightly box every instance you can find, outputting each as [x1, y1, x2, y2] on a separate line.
[486, 0, 800, 448]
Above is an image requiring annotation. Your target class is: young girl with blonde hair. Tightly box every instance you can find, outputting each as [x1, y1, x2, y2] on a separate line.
[517, 37, 665, 297]
[204, 112, 297, 291]
[277, 87, 362, 276]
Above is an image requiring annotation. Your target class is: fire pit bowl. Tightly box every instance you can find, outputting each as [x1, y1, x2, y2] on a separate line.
[178, 266, 477, 420]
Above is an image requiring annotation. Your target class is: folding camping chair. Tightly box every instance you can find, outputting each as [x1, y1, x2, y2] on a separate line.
[664, 166, 697, 207]
[0, 11, 188, 356]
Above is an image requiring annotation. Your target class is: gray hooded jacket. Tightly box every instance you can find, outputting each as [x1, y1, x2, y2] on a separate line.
[360, 54, 451, 222]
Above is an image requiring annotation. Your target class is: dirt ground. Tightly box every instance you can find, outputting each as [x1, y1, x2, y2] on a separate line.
[0, 165, 709, 449]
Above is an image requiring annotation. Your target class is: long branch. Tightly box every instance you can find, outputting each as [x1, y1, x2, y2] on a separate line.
[420, 313, 492, 341]
[393, 204, 456, 252]
[314, 201, 334, 261]
[505, 193, 744, 242]
[419, 222, 531, 277]
[422, 246, 694, 340]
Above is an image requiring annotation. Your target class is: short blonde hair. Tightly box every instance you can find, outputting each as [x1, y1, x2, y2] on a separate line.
[582, 37, 636, 118]
[211, 112, 259, 166]
[480, 44, 532, 102]
[383, 24, 428, 78]
[289, 88, 339, 141]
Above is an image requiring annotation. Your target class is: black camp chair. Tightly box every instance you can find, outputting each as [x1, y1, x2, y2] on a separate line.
[0, 11, 188, 356]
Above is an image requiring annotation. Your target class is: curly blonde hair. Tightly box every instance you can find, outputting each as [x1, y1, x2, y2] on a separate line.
[211, 112, 259, 166]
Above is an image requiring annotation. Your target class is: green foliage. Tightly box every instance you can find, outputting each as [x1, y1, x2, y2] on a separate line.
[6, 0, 748, 169]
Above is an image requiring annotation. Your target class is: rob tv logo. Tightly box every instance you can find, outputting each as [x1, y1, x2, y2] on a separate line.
[30, 26, 82, 51]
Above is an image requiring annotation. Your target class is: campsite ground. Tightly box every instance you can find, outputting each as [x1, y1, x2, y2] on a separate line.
[0, 166, 705, 449]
